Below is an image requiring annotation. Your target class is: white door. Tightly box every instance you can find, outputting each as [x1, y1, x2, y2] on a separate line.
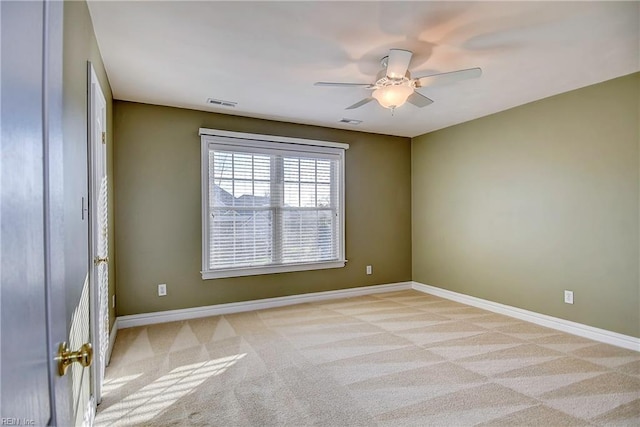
[88, 63, 109, 406]
[1, 1, 79, 425]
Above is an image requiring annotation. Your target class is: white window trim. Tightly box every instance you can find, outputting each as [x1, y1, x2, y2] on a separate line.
[199, 128, 350, 150]
[200, 128, 348, 280]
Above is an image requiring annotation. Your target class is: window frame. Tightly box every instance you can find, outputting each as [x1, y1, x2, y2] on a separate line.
[199, 128, 348, 280]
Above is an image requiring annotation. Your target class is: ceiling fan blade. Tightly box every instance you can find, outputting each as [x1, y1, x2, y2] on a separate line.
[407, 92, 434, 108]
[416, 67, 482, 88]
[346, 97, 374, 110]
[314, 82, 374, 88]
[386, 49, 413, 79]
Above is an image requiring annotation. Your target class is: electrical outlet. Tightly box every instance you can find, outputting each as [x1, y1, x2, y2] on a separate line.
[564, 290, 573, 304]
[366, 265, 372, 275]
[158, 283, 167, 297]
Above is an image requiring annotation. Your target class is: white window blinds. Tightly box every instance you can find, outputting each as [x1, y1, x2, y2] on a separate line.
[200, 129, 347, 279]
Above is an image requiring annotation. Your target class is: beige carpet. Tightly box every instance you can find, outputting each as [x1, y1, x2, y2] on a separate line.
[96, 290, 640, 426]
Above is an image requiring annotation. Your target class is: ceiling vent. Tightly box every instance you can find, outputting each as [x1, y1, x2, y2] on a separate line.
[206, 98, 237, 108]
[339, 118, 362, 125]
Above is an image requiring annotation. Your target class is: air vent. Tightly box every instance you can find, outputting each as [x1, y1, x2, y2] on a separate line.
[206, 98, 237, 108]
[339, 118, 362, 125]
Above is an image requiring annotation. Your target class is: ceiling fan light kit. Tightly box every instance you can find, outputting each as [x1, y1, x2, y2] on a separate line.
[372, 84, 414, 110]
[315, 48, 482, 112]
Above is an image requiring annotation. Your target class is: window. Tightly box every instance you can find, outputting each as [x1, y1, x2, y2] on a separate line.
[200, 129, 348, 279]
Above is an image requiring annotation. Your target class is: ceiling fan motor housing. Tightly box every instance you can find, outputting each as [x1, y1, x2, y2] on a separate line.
[374, 69, 415, 90]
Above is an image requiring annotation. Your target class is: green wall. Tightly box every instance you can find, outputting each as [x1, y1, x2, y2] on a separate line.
[112, 73, 639, 338]
[412, 73, 640, 337]
[63, 0, 115, 327]
[113, 102, 412, 315]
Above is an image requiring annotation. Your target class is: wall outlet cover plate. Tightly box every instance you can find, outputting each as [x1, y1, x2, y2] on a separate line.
[564, 290, 573, 304]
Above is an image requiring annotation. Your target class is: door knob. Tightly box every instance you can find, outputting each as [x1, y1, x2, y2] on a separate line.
[56, 342, 93, 376]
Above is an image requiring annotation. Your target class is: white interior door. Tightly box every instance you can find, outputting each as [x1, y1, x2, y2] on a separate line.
[88, 63, 109, 406]
[1, 1, 75, 425]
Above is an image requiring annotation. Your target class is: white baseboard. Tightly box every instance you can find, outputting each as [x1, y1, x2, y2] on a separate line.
[117, 282, 412, 329]
[106, 319, 118, 366]
[113, 280, 638, 352]
[411, 281, 640, 352]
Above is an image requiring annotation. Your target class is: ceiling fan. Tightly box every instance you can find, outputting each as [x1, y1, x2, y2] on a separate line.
[314, 49, 482, 111]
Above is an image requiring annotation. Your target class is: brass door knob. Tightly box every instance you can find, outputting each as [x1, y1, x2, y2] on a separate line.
[94, 256, 109, 265]
[56, 342, 93, 376]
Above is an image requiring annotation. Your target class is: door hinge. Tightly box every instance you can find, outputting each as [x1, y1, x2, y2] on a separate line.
[101, 132, 106, 144]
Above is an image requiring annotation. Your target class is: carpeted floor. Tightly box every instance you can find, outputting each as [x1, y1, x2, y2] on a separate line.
[96, 290, 640, 426]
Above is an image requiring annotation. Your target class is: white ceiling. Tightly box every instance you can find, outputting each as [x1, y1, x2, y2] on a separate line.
[87, 1, 639, 138]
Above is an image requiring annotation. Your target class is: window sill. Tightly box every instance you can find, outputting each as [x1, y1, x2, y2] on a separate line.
[201, 260, 347, 280]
